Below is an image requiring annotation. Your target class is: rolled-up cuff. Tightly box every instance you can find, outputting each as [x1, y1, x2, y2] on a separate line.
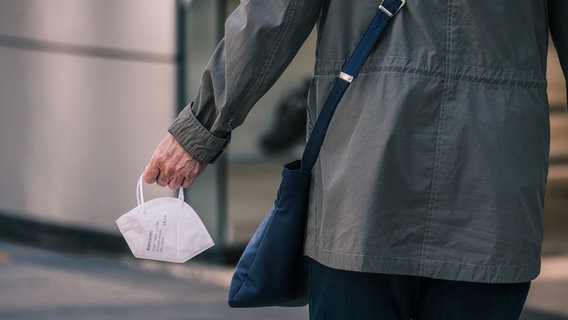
[168, 106, 230, 164]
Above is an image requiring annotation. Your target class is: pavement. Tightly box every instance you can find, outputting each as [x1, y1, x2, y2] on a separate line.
[0, 240, 306, 320]
[0, 240, 567, 320]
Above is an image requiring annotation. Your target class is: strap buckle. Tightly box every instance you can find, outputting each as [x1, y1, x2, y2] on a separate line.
[339, 72, 354, 83]
[379, 0, 406, 17]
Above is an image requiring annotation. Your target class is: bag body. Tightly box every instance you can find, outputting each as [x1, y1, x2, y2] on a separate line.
[228, 160, 311, 307]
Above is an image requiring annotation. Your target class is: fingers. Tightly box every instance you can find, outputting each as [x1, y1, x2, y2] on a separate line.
[143, 162, 160, 184]
[156, 166, 171, 187]
[168, 174, 185, 189]
[162, 162, 205, 189]
[181, 178, 192, 189]
[143, 134, 208, 189]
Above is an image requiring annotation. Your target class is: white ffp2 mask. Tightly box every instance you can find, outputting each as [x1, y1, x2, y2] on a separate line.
[116, 175, 214, 263]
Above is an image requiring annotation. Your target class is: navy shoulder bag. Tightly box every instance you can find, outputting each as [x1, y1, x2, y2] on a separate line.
[228, 0, 406, 308]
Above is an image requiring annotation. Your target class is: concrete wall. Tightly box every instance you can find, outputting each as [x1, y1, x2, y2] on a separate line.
[0, 0, 177, 232]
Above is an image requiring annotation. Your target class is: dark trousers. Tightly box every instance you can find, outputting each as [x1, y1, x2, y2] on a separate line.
[308, 258, 530, 320]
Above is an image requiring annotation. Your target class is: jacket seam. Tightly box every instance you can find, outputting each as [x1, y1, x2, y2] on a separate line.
[312, 243, 538, 269]
[421, 0, 455, 276]
[314, 57, 547, 88]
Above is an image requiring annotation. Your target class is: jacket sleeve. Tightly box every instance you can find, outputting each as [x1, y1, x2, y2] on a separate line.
[169, 0, 322, 163]
[549, 0, 568, 108]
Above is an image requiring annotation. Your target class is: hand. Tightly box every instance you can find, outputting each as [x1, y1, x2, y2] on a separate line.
[143, 134, 207, 189]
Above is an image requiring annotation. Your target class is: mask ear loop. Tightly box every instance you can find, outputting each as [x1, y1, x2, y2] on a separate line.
[178, 185, 184, 208]
[137, 173, 185, 210]
[137, 174, 145, 213]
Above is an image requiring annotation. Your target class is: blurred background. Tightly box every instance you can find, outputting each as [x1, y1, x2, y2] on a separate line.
[0, 0, 566, 319]
[0, 0, 317, 258]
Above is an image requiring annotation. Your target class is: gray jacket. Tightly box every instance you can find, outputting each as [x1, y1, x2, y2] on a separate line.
[169, 0, 568, 283]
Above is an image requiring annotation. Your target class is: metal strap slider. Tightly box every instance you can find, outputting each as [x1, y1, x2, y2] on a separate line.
[339, 72, 354, 83]
[379, 0, 406, 18]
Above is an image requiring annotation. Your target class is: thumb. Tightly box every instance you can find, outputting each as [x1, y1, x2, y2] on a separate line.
[143, 163, 160, 184]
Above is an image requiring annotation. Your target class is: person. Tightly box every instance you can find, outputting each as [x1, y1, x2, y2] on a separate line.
[259, 79, 310, 153]
[143, 0, 568, 319]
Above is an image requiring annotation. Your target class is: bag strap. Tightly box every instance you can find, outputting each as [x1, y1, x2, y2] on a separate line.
[301, 0, 405, 172]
